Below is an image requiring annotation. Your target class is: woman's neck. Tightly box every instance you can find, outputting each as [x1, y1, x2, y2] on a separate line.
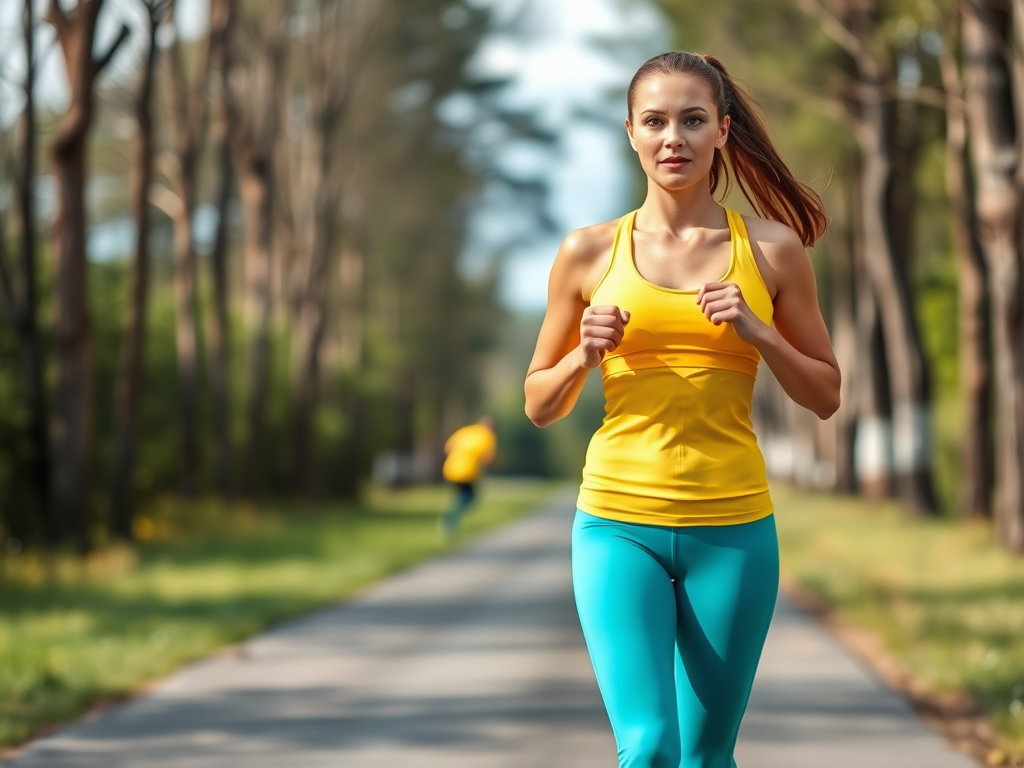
[636, 179, 724, 234]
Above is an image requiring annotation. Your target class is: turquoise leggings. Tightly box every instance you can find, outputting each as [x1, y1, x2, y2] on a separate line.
[571, 510, 779, 768]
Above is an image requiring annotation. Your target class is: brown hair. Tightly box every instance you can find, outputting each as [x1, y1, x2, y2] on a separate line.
[628, 52, 828, 247]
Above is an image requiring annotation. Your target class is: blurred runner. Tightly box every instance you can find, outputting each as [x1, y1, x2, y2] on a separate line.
[440, 416, 497, 538]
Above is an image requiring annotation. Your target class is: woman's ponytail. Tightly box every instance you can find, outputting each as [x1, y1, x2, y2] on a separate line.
[628, 52, 829, 247]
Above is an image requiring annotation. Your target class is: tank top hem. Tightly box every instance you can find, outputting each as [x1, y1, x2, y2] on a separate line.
[576, 487, 774, 528]
[602, 351, 759, 379]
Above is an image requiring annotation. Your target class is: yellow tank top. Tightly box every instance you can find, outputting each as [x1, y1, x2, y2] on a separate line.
[577, 208, 775, 527]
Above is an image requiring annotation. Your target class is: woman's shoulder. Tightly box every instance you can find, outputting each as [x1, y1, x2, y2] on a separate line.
[558, 216, 622, 266]
[550, 216, 625, 301]
[740, 214, 804, 254]
[741, 214, 806, 260]
[739, 214, 810, 298]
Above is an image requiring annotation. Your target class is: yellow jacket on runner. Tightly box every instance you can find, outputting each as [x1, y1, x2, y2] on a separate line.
[443, 424, 496, 484]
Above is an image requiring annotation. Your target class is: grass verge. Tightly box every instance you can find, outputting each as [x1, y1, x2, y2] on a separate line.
[0, 478, 566, 749]
[774, 483, 1024, 762]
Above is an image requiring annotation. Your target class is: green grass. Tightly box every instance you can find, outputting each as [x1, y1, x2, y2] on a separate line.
[0, 478, 565, 748]
[774, 483, 1024, 757]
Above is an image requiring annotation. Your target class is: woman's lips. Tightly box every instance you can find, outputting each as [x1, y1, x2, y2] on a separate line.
[660, 157, 691, 167]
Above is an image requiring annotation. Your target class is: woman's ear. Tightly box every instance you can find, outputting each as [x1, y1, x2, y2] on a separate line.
[716, 115, 731, 150]
[625, 118, 638, 152]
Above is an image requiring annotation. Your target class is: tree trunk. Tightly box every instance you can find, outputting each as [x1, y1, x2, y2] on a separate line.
[206, 0, 236, 498]
[238, 161, 274, 495]
[51, 141, 93, 552]
[226, 0, 287, 497]
[828, 180, 858, 493]
[849, 163, 892, 497]
[47, 0, 129, 551]
[111, 2, 161, 539]
[164, 0, 215, 496]
[963, 0, 1024, 552]
[940, 13, 992, 520]
[170, 182, 201, 494]
[17, 0, 53, 541]
[207, 138, 234, 497]
[887, 98, 920, 283]
[284, 0, 378, 494]
[289, 100, 333, 494]
[854, 76, 937, 514]
[809, 0, 935, 512]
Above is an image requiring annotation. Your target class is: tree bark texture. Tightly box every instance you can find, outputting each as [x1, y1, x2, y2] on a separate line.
[163, 0, 218, 496]
[47, 0, 130, 550]
[804, 0, 934, 509]
[849, 162, 892, 498]
[205, 0, 236, 498]
[963, 0, 1024, 552]
[16, 0, 53, 540]
[239, 164, 274, 495]
[227, 0, 288, 496]
[940, 11, 992, 520]
[287, 114, 331, 493]
[846, 2, 936, 514]
[111, 3, 162, 539]
[827, 180, 858, 493]
[287, 0, 378, 494]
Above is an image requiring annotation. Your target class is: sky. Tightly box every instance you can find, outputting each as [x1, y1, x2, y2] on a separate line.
[469, 0, 665, 310]
[0, 0, 666, 312]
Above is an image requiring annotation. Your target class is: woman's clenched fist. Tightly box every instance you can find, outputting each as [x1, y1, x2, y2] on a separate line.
[578, 305, 630, 369]
[696, 282, 768, 346]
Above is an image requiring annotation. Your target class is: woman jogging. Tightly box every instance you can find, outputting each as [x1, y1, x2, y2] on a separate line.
[524, 52, 840, 768]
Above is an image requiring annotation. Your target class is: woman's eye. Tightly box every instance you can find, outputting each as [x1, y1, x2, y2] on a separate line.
[645, 117, 662, 126]
[686, 117, 703, 126]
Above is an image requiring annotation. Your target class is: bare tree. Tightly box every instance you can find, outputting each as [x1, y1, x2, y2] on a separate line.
[226, 0, 289, 495]
[938, 6, 991, 520]
[799, 0, 937, 514]
[205, 0, 237, 497]
[46, 0, 131, 550]
[962, 0, 1024, 552]
[110, 0, 168, 539]
[826, 182, 858, 493]
[285, 0, 379, 493]
[0, 0, 54, 541]
[149, 0, 215, 495]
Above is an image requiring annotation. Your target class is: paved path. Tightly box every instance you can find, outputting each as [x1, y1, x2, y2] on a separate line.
[5, 495, 978, 767]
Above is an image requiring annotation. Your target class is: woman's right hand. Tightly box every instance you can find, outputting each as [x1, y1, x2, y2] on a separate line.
[578, 305, 630, 368]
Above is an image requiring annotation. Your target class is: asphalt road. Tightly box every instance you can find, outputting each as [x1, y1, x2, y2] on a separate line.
[5, 493, 978, 767]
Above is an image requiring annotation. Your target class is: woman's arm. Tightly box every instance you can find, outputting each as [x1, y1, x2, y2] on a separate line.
[697, 220, 840, 420]
[524, 224, 625, 428]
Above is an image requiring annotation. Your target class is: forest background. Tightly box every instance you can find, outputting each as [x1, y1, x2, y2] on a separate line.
[2, 0, 1024, 550]
[4, 0, 1024, 759]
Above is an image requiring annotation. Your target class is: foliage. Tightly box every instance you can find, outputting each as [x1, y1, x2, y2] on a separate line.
[0, 0, 554, 545]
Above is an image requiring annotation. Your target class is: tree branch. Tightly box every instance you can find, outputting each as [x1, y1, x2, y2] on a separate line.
[94, 23, 131, 74]
[831, 68, 951, 110]
[755, 76, 849, 126]
[795, 0, 879, 75]
[157, 149, 184, 191]
[45, 0, 69, 46]
[149, 182, 185, 220]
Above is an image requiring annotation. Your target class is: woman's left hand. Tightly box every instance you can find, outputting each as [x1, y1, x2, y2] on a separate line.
[696, 281, 769, 346]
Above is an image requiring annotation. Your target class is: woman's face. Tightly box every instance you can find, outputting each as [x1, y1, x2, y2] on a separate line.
[626, 72, 729, 192]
